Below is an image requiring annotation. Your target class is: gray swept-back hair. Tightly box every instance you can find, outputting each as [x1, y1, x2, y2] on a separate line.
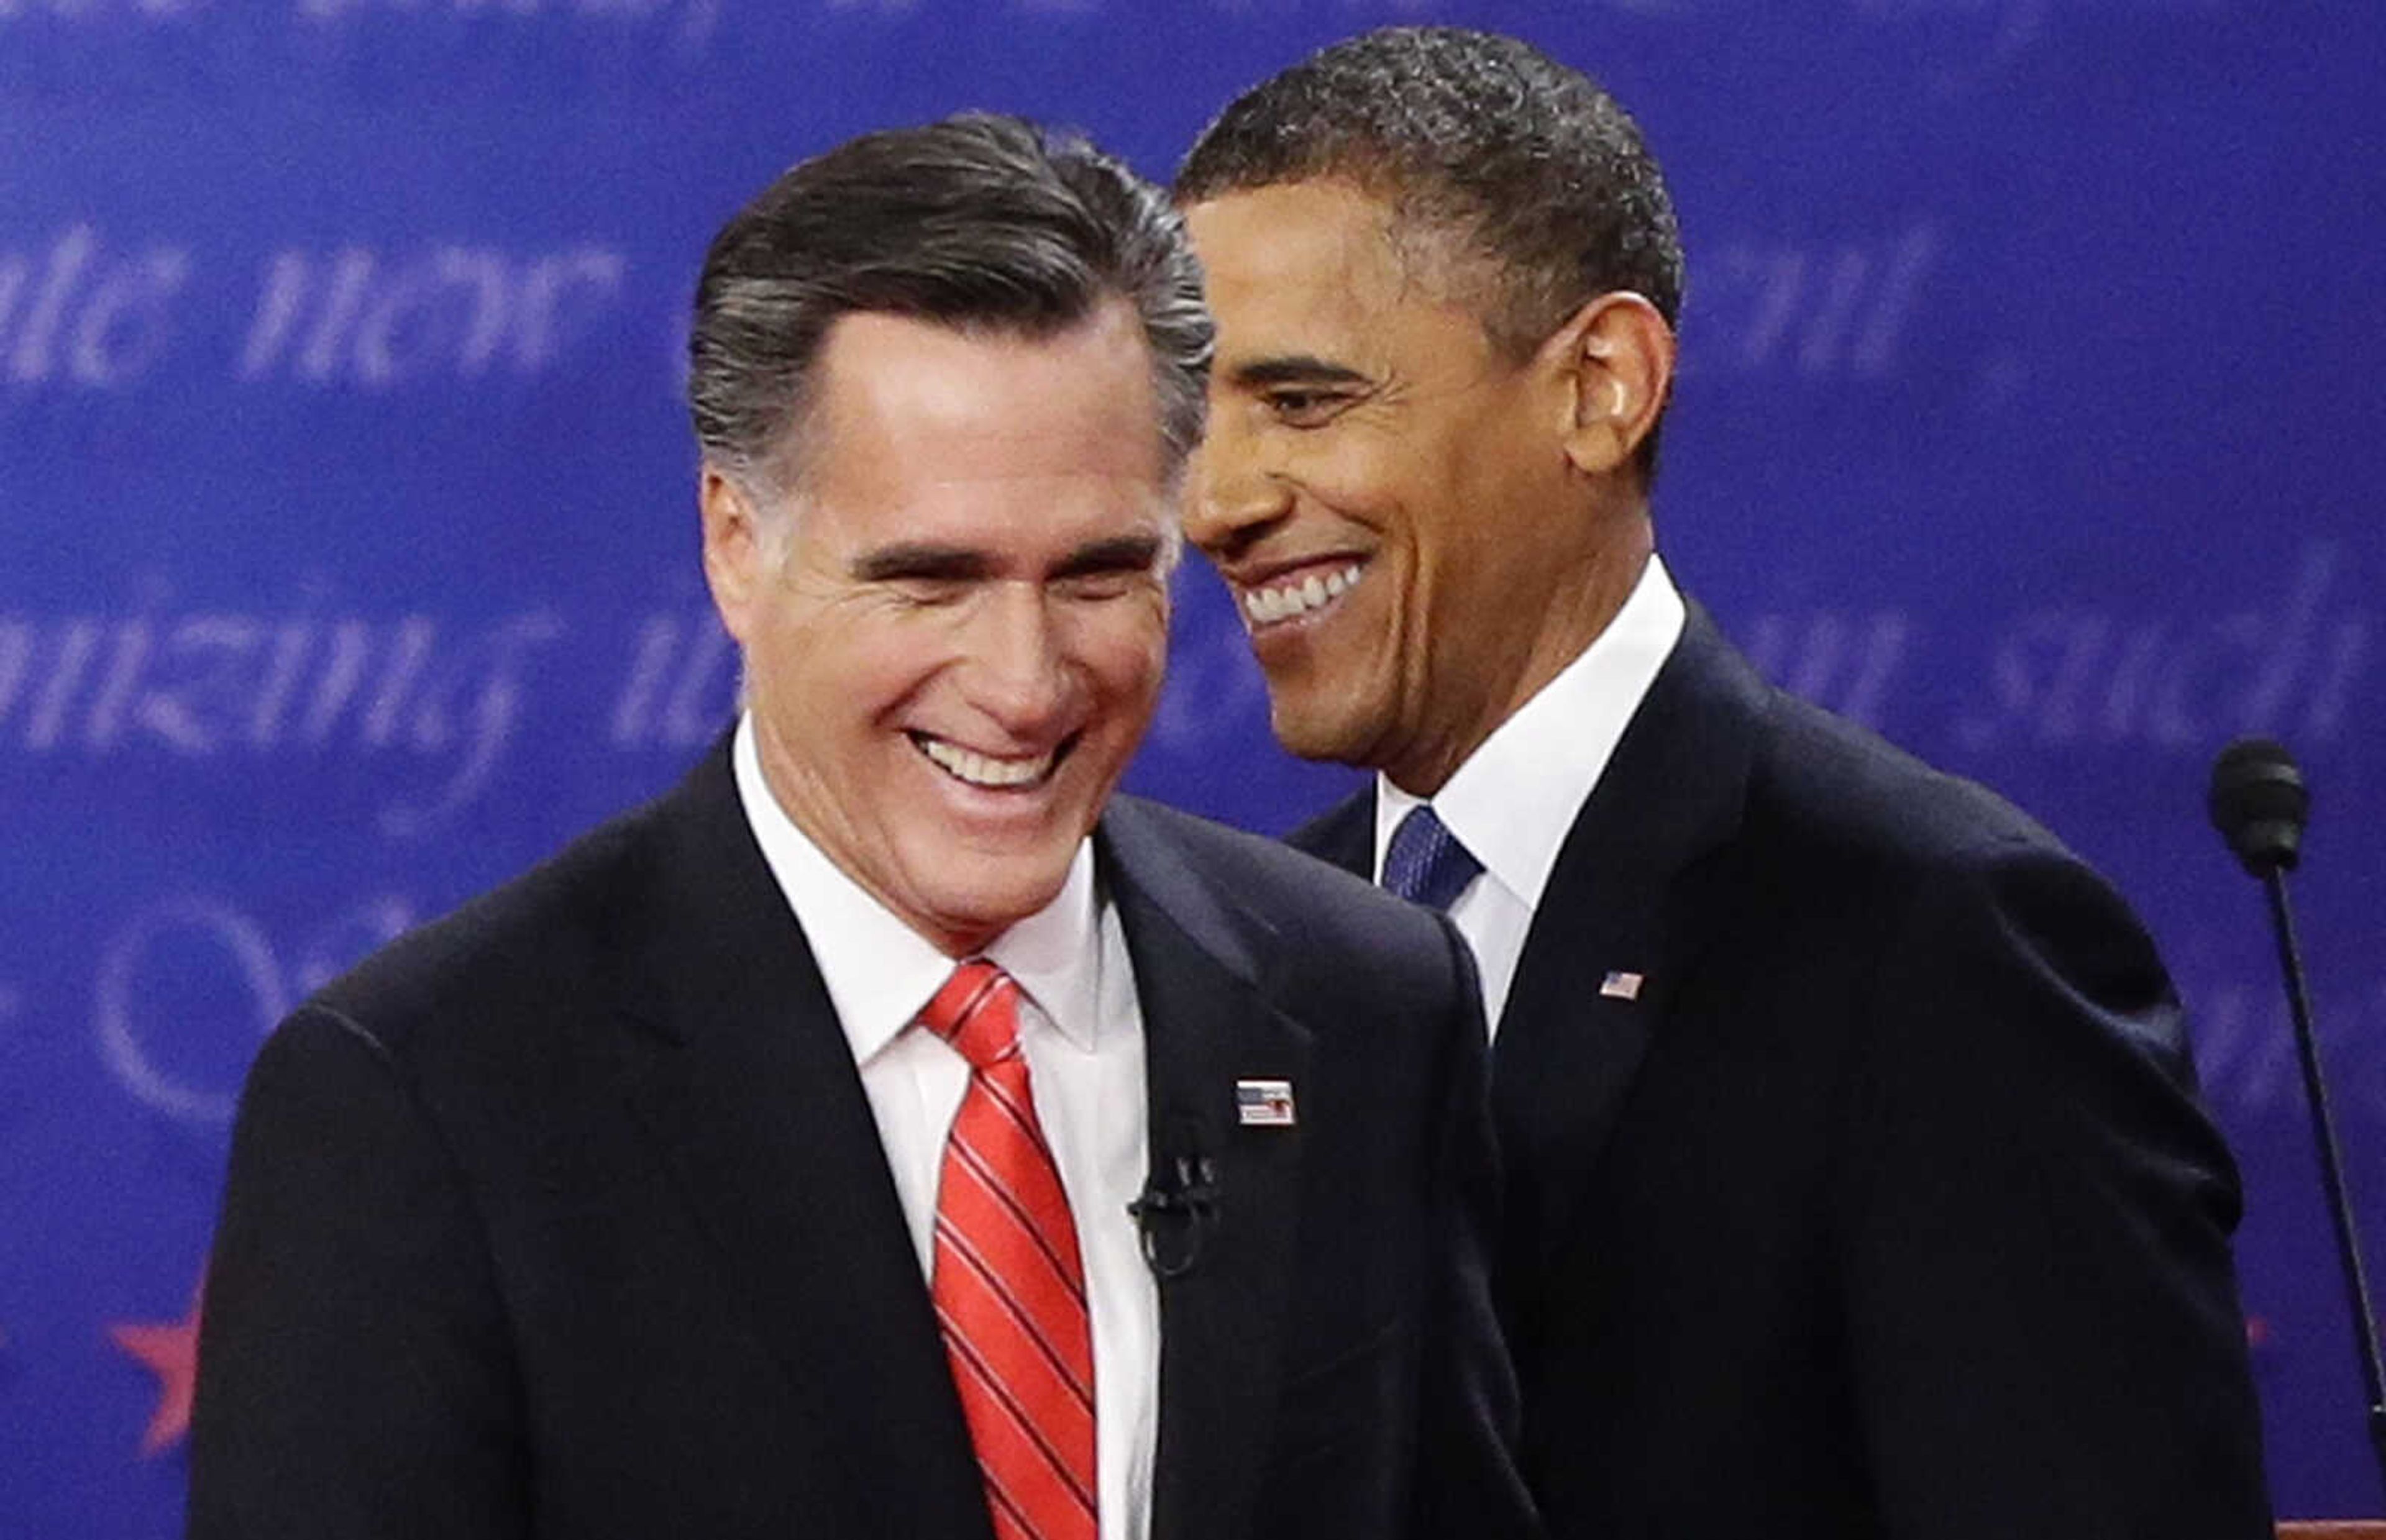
[1176, 26, 1681, 477]
[690, 112, 1212, 499]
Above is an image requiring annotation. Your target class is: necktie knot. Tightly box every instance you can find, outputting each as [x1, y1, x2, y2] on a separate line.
[920, 959, 1023, 1073]
[1383, 804, 1483, 912]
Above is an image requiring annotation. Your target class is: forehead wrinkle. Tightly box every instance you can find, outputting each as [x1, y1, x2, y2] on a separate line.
[1273, 174, 1489, 314]
[1211, 181, 1502, 373]
[797, 309, 1166, 516]
[1293, 175, 1514, 355]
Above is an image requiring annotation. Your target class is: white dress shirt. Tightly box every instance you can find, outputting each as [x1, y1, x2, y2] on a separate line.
[733, 717, 1157, 1540]
[1376, 554, 1687, 1035]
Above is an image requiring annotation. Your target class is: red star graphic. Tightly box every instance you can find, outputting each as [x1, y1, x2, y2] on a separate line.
[110, 1272, 205, 1457]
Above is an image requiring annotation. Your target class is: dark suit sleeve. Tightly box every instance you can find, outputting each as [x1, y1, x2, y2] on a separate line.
[1835, 841, 2270, 1539]
[1412, 914, 1543, 1540]
[189, 1006, 529, 1540]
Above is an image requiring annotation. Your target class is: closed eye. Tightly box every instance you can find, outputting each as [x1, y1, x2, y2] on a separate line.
[851, 544, 988, 606]
[886, 576, 974, 606]
[1054, 570, 1147, 601]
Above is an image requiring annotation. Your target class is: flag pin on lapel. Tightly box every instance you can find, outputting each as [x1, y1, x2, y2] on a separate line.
[1600, 970, 1644, 1001]
[1236, 1078, 1296, 1127]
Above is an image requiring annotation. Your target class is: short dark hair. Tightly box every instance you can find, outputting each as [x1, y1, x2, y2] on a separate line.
[691, 112, 1212, 490]
[1176, 27, 1681, 474]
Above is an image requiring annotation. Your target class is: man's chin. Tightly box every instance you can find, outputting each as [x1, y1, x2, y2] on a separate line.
[1267, 693, 1381, 770]
[901, 859, 1077, 953]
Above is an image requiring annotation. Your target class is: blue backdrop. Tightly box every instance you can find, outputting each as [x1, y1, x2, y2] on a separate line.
[4, 1, 2382, 1531]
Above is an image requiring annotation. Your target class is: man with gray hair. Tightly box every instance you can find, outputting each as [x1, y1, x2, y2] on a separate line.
[190, 113, 1534, 1540]
[1177, 26, 2270, 1539]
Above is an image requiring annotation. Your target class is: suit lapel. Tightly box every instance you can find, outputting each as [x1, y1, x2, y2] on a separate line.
[1492, 604, 1762, 1283]
[1099, 801, 1310, 1540]
[1289, 610, 1765, 1274]
[1287, 785, 1374, 880]
[608, 744, 992, 1540]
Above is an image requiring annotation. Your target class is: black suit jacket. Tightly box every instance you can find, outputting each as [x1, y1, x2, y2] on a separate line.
[190, 744, 1534, 1540]
[1295, 604, 2270, 1540]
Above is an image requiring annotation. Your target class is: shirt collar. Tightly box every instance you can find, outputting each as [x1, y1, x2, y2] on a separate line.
[732, 714, 1105, 1065]
[1375, 553, 1686, 911]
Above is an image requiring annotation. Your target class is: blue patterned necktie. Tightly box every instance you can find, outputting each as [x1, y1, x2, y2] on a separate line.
[1382, 804, 1484, 912]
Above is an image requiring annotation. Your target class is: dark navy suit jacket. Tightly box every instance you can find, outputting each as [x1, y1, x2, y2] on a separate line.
[1295, 603, 2270, 1540]
[190, 743, 1535, 1540]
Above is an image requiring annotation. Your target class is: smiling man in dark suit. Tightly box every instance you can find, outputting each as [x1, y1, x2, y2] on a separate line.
[188, 113, 1533, 1540]
[1176, 27, 2271, 1540]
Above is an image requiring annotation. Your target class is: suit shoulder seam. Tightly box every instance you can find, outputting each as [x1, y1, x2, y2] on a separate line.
[290, 1000, 398, 1065]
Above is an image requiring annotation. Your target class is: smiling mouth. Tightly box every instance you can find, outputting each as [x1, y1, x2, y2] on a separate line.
[910, 731, 1074, 790]
[1240, 562, 1364, 629]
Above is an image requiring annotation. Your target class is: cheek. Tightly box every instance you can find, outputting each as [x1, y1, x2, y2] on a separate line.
[1412, 509, 1501, 591]
[835, 611, 969, 717]
[1392, 432, 1520, 594]
[1285, 439, 1401, 524]
[1074, 603, 1168, 713]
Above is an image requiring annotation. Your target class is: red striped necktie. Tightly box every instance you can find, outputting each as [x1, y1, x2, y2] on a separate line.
[921, 960, 1099, 1540]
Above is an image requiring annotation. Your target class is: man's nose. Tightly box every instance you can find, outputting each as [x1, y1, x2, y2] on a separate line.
[1181, 412, 1293, 561]
[966, 583, 1072, 735]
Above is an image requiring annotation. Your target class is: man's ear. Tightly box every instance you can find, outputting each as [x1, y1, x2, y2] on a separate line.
[1543, 292, 1676, 479]
[699, 466, 765, 644]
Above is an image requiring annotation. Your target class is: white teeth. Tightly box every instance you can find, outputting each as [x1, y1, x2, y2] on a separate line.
[1242, 564, 1363, 627]
[917, 736, 1054, 788]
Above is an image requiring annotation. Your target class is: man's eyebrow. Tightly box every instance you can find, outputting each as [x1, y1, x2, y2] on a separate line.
[1228, 355, 1371, 390]
[849, 543, 992, 583]
[1053, 533, 1166, 578]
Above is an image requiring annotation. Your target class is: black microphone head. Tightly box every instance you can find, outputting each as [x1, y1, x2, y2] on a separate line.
[2208, 736, 2310, 877]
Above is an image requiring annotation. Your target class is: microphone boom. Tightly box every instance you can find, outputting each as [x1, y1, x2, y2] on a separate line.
[2208, 737, 2386, 1492]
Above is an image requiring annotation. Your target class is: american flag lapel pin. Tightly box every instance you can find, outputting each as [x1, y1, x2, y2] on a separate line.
[1599, 970, 1645, 1001]
[1235, 1078, 1297, 1127]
